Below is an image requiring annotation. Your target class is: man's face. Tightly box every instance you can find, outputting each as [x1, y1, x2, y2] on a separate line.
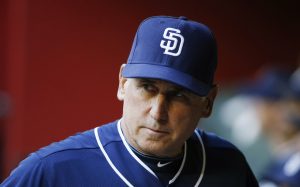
[118, 71, 216, 158]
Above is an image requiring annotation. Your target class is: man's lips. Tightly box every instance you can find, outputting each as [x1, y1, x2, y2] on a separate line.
[144, 127, 169, 134]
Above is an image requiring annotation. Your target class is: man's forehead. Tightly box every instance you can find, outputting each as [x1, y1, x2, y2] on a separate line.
[136, 78, 180, 86]
[134, 78, 194, 93]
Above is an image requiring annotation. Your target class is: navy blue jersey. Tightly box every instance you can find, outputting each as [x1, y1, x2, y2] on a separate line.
[1, 120, 258, 186]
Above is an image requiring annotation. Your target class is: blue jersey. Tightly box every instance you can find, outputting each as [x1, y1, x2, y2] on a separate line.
[1, 120, 258, 186]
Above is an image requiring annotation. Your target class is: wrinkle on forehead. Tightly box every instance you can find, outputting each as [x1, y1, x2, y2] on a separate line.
[133, 78, 199, 96]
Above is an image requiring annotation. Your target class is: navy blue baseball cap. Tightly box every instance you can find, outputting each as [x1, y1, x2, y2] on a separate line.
[122, 16, 218, 96]
[238, 68, 291, 100]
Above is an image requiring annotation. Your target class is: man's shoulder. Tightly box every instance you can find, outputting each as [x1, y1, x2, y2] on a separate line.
[5, 121, 118, 176]
[35, 120, 118, 159]
[189, 129, 259, 186]
[35, 129, 94, 158]
[193, 128, 244, 158]
[1, 121, 120, 186]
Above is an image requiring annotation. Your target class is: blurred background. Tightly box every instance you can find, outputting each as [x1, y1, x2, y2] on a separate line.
[1, 0, 300, 184]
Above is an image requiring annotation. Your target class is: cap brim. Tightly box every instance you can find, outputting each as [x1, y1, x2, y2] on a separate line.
[122, 64, 211, 96]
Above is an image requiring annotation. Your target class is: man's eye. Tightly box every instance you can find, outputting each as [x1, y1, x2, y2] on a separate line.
[142, 84, 156, 92]
[169, 91, 187, 99]
[175, 92, 184, 97]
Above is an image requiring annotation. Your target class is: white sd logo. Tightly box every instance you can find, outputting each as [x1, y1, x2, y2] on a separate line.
[160, 28, 184, 56]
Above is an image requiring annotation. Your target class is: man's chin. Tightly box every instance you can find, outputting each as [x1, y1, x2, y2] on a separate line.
[137, 141, 179, 157]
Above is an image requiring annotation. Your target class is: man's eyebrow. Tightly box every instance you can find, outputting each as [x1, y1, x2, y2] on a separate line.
[136, 78, 157, 84]
[170, 86, 200, 98]
[137, 79, 186, 91]
[135, 78, 198, 95]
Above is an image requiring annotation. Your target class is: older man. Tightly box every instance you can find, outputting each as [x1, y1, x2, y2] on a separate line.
[1, 16, 258, 187]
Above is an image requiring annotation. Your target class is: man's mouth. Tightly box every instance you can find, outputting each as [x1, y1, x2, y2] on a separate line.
[144, 127, 169, 135]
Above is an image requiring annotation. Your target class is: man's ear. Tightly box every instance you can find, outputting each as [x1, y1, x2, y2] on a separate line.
[117, 64, 127, 101]
[203, 85, 218, 117]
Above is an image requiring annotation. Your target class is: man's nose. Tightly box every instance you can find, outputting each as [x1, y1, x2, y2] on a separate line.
[149, 94, 169, 123]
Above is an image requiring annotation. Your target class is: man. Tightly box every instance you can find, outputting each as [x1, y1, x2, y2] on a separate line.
[1, 16, 258, 186]
[259, 67, 300, 187]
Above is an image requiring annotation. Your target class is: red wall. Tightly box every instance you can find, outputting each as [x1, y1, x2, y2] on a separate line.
[1, 0, 300, 179]
[0, 0, 7, 180]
